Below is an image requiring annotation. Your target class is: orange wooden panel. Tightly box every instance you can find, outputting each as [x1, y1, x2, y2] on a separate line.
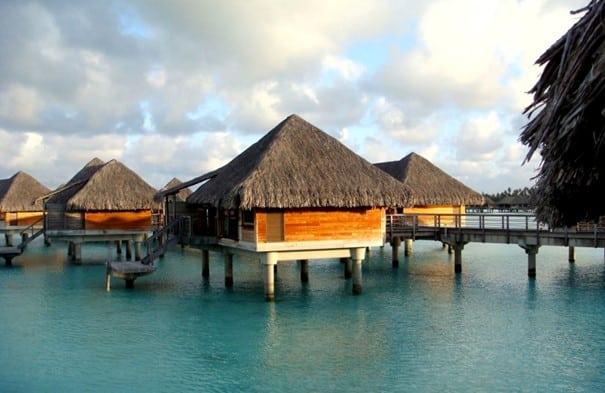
[84, 210, 152, 230]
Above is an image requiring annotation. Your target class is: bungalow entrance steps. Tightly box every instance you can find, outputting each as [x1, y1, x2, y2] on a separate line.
[0, 219, 45, 266]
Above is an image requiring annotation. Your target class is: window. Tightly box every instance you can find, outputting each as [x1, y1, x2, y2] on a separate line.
[242, 209, 255, 227]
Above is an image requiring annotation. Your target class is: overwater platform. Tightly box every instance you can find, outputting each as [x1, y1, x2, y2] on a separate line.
[105, 261, 156, 290]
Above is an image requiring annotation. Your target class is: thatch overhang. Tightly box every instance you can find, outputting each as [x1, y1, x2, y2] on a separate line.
[520, 0, 605, 225]
[159, 178, 192, 202]
[46, 158, 159, 211]
[0, 171, 50, 212]
[187, 114, 413, 210]
[375, 153, 484, 206]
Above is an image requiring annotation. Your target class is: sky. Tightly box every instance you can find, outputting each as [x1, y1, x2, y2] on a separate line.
[0, 0, 589, 194]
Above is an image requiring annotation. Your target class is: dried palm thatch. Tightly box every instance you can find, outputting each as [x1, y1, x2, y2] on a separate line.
[188, 114, 413, 209]
[375, 153, 484, 206]
[0, 171, 50, 212]
[521, 0, 605, 226]
[47, 158, 159, 211]
[159, 178, 192, 202]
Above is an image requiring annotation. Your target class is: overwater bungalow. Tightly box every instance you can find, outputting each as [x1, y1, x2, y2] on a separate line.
[158, 177, 191, 223]
[0, 171, 50, 226]
[165, 114, 412, 300]
[375, 152, 484, 225]
[43, 158, 160, 262]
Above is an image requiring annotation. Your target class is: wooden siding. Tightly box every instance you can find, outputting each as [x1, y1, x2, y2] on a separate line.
[403, 205, 465, 226]
[255, 208, 383, 243]
[3, 211, 44, 226]
[45, 204, 85, 230]
[84, 211, 152, 230]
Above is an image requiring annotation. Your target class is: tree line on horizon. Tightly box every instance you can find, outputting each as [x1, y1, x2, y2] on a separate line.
[481, 187, 534, 204]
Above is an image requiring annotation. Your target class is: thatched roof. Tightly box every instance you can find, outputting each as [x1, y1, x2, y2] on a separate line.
[187, 114, 412, 209]
[375, 153, 484, 206]
[520, 0, 605, 226]
[0, 171, 50, 212]
[160, 178, 192, 202]
[46, 158, 159, 211]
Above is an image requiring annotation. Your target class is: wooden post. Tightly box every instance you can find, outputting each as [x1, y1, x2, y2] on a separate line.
[202, 249, 210, 278]
[404, 239, 413, 256]
[73, 243, 82, 264]
[116, 240, 122, 255]
[125, 278, 135, 288]
[520, 243, 540, 277]
[451, 242, 466, 273]
[134, 241, 142, 261]
[568, 246, 576, 263]
[4, 256, 13, 267]
[390, 237, 401, 268]
[224, 252, 233, 287]
[105, 263, 111, 291]
[300, 259, 309, 283]
[4, 234, 12, 247]
[126, 240, 132, 260]
[264, 252, 278, 301]
[351, 248, 365, 295]
[342, 257, 352, 279]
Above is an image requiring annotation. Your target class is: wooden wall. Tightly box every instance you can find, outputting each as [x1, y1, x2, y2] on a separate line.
[403, 205, 465, 226]
[254, 207, 384, 243]
[3, 211, 44, 226]
[84, 211, 152, 230]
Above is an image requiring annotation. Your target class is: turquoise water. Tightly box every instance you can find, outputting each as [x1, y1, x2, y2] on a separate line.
[1, 238, 605, 392]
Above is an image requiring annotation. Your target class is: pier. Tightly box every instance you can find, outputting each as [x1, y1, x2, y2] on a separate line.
[0, 219, 45, 266]
[386, 213, 605, 275]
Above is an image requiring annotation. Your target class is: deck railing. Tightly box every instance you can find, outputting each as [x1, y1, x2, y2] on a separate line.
[386, 213, 605, 241]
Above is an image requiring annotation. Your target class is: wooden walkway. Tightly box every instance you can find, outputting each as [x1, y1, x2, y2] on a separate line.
[385, 213, 605, 275]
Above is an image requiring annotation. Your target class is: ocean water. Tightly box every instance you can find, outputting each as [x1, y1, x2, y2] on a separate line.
[1, 238, 605, 393]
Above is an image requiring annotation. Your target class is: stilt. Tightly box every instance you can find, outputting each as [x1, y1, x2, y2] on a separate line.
[452, 242, 466, 274]
[134, 241, 142, 261]
[116, 240, 122, 255]
[44, 235, 51, 246]
[448, 244, 453, 254]
[125, 278, 135, 288]
[105, 264, 111, 291]
[4, 234, 12, 247]
[568, 246, 576, 263]
[351, 248, 365, 295]
[4, 257, 13, 267]
[202, 249, 210, 278]
[520, 243, 540, 277]
[264, 252, 277, 301]
[68, 242, 74, 258]
[342, 257, 352, 279]
[390, 237, 401, 268]
[224, 252, 233, 287]
[21, 232, 29, 244]
[73, 243, 82, 264]
[126, 241, 132, 260]
[404, 239, 413, 256]
[300, 259, 309, 282]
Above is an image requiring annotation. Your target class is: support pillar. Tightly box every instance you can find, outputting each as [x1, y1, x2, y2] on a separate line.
[21, 232, 29, 244]
[73, 243, 82, 264]
[568, 246, 576, 263]
[351, 248, 366, 295]
[404, 239, 413, 256]
[105, 265, 111, 291]
[44, 236, 51, 246]
[342, 257, 352, 279]
[390, 237, 401, 268]
[116, 240, 122, 255]
[520, 243, 540, 277]
[202, 249, 210, 278]
[126, 241, 132, 260]
[4, 257, 13, 267]
[125, 278, 135, 288]
[4, 234, 12, 247]
[451, 242, 466, 274]
[299, 259, 309, 283]
[224, 252, 233, 287]
[263, 252, 278, 301]
[68, 241, 74, 258]
[134, 241, 142, 261]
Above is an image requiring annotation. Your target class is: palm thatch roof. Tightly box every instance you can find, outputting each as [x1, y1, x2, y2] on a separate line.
[46, 158, 159, 211]
[187, 114, 412, 209]
[520, 0, 605, 226]
[375, 153, 484, 206]
[0, 171, 50, 212]
[159, 178, 192, 202]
